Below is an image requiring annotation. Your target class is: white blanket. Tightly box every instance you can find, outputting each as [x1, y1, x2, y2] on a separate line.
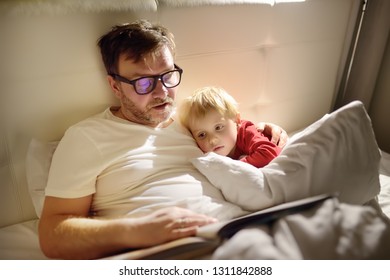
[211, 197, 390, 259]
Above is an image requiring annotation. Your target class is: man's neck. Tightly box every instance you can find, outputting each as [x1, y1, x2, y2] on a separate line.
[111, 106, 173, 128]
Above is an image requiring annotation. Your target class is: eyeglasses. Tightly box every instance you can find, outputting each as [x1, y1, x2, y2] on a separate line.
[109, 64, 183, 95]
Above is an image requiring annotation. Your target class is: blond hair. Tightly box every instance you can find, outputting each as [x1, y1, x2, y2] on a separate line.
[178, 86, 239, 130]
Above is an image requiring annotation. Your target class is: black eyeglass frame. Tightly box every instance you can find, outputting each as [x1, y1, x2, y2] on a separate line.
[109, 64, 183, 95]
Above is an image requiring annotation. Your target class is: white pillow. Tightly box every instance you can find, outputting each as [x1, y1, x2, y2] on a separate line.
[26, 139, 59, 217]
[191, 101, 381, 211]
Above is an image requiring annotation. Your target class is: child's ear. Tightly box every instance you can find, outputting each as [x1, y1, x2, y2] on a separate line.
[235, 113, 241, 125]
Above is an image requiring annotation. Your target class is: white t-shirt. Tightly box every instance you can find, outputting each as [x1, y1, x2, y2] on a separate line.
[45, 107, 246, 220]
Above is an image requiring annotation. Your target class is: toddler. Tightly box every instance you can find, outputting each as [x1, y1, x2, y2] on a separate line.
[178, 86, 281, 168]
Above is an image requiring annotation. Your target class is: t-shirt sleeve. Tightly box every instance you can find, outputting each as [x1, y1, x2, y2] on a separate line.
[45, 126, 103, 198]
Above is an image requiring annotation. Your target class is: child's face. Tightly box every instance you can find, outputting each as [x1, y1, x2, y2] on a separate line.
[189, 110, 239, 156]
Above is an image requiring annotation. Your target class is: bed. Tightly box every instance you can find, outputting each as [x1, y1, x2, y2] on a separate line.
[0, 100, 389, 260]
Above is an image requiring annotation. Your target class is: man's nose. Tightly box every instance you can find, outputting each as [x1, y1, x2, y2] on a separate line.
[152, 79, 168, 98]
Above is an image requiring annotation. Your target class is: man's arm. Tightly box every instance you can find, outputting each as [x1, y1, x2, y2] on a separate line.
[39, 195, 124, 259]
[39, 196, 217, 259]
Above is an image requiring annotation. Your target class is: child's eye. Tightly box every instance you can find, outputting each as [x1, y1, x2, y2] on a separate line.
[197, 132, 206, 139]
[215, 124, 224, 131]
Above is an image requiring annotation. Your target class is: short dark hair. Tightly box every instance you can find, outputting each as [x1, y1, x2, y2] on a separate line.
[97, 19, 176, 75]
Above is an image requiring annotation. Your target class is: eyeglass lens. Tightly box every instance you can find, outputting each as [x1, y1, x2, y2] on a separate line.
[135, 70, 181, 94]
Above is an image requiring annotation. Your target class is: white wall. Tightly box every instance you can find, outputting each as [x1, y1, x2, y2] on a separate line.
[0, 0, 359, 140]
[162, 1, 359, 131]
[0, 0, 359, 226]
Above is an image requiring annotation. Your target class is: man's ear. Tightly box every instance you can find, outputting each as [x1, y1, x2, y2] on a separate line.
[107, 75, 122, 99]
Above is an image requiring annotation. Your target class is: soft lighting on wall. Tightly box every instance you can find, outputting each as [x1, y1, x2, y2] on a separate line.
[159, 0, 307, 6]
[276, 0, 306, 2]
[248, 0, 306, 5]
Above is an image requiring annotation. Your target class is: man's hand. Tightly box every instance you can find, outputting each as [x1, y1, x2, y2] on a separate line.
[257, 122, 289, 148]
[124, 207, 218, 248]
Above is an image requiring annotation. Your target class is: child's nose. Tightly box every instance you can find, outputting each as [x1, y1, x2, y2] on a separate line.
[209, 136, 218, 145]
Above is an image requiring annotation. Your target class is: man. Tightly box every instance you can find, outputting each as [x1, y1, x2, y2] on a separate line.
[38, 20, 288, 259]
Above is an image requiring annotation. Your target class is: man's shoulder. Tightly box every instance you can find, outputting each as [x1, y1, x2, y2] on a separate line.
[59, 108, 115, 142]
[68, 108, 111, 128]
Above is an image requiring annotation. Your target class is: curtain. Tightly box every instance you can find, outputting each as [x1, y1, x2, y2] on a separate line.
[333, 0, 390, 111]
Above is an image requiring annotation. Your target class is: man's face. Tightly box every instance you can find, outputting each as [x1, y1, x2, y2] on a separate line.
[109, 46, 178, 127]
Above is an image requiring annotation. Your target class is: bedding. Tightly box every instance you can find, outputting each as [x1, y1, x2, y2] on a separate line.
[25, 139, 59, 218]
[1, 101, 389, 260]
[379, 151, 390, 217]
[0, 220, 48, 260]
[211, 197, 390, 259]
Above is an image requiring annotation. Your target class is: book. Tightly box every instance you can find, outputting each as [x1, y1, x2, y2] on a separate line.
[102, 193, 334, 260]
[104, 236, 219, 260]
